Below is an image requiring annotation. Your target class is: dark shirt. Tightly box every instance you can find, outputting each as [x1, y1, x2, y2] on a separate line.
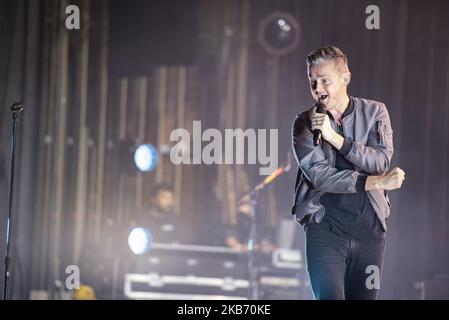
[226, 212, 253, 245]
[319, 97, 385, 240]
[225, 211, 275, 248]
[134, 209, 187, 244]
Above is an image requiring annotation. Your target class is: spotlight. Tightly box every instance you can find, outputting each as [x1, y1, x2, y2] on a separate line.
[128, 227, 153, 255]
[258, 12, 300, 56]
[134, 144, 158, 172]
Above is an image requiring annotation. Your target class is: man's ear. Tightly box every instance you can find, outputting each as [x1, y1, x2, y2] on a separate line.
[343, 72, 351, 85]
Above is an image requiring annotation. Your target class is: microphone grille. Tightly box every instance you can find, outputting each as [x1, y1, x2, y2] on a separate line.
[315, 103, 327, 113]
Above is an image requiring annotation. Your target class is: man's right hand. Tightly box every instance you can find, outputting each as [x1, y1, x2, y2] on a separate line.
[366, 167, 405, 191]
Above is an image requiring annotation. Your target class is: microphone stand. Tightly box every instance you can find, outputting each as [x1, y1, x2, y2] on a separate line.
[111, 172, 125, 299]
[238, 153, 291, 300]
[244, 195, 259, 300]
[3, 103, 24, 300]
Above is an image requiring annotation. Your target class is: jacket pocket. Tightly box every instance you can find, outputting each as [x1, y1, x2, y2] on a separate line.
[376, 121, 384, 144]
[376, 120, 393, 145]
[293, 175, 324, 224]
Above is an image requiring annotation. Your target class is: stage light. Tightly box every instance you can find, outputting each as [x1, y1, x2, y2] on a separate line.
[278, 19, 286, 27]
[134, 144, 158, 172]
[128, 227, 153, 255]
[258, 12, 300, 56]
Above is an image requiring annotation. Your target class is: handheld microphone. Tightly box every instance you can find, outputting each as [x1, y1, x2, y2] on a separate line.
[313, 103, 327, 146]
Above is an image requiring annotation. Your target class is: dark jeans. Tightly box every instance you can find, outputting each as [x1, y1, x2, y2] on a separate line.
[305, 222, 386, 300]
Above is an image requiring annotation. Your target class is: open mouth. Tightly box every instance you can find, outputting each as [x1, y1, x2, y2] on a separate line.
[318, 94, 328, 103]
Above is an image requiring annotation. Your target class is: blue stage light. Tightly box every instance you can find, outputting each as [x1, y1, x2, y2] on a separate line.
[128, 227, 153, 255]
[134, 144, 158, 172]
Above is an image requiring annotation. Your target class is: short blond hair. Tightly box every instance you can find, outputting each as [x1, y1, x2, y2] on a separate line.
[307, 46, 349, 75]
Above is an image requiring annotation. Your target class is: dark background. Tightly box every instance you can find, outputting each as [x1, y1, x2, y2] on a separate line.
[0, 0, 448, 299]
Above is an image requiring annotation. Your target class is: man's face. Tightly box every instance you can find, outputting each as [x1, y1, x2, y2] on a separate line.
[308, 60, 349, 110]
[154, 190, 174, 213]
[237, 202, 254, 217]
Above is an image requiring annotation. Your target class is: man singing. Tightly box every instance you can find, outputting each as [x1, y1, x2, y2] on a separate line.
[291, 46, 405, 300]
